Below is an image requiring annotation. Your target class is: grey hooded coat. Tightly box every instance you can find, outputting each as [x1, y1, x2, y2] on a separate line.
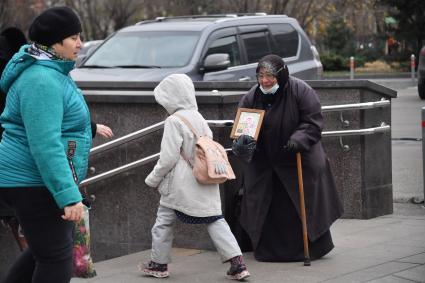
[145, 74, 222, 217]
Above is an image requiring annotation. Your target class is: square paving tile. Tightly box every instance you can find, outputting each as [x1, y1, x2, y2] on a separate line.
[394, 264, 425, 282]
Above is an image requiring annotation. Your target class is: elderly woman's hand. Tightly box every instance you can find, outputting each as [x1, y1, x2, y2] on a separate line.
[62, 201, 84, 222]
[232, 134, 256, 163]
[283, 139, 299, 153]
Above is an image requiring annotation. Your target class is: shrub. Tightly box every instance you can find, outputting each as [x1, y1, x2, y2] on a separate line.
[357, 48, 381, 62]
[384, 51, 416, 71]
[354, 56, 366, 68]
[321, 53, 349, 71]
[323, 16, 355, 57]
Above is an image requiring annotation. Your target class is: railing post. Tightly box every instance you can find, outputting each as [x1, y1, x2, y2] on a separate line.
[350, 56, 355, 80]
[422, 107, 425, 204]
[411, 54, 416, 82]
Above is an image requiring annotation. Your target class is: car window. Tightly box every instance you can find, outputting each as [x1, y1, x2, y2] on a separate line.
[83, 31, 200, 68]
[241, 32, 271, 64]
[79, 45, 92, 56]
[79, 41, 102, 56]
[205, 35, 240, 67]
[269, 24, 299, 58]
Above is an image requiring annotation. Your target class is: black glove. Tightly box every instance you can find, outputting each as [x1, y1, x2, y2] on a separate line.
[232, 134, 256, 163]
[283, 139, 299, 153]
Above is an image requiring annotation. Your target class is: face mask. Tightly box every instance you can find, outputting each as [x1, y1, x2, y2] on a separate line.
[259, 83, 279, 95]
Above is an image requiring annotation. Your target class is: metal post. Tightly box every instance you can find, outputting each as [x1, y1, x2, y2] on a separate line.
[422, 107, 425, 204]
[411, 54, 416, 81]
[350, 56, 354, 80]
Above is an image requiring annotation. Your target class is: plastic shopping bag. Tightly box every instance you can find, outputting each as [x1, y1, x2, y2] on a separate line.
[73, 205, 97, 278]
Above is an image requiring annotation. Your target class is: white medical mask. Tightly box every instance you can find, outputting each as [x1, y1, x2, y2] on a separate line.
[260, 83, 279, 95]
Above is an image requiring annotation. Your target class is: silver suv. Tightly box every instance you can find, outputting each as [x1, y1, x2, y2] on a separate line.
[71, 14, 322, 82]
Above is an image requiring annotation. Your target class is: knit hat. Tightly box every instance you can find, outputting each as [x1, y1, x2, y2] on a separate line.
[29, 6, 82, 46]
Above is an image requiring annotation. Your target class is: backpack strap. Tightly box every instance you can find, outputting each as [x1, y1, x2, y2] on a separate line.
[173, 113, 200, 168]
[174, 113, 201, 138]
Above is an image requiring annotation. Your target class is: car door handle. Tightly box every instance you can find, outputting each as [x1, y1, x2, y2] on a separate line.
[239, 76, 252, 82]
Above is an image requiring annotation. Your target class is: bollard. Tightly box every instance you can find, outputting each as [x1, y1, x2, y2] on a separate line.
[411, 54, 416, 81]
[422, 107, 425, 204]
[350, 56, 354, 80]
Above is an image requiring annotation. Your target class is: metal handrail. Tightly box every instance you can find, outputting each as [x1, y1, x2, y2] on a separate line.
[322, 124, 390, 137]
[90, 120, 234, 156]
[91, 100, 388, 155]
[90, 122, 164, 156]
[81, 154, 159, 186]
[82, 125, 391, 186]
[83, 99, 391, 186]
[321, 99, 389, 112]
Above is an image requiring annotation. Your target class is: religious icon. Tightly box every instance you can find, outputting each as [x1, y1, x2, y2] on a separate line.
[230, 108, 265, 140]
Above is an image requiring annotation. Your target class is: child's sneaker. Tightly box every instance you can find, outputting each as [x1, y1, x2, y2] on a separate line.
[227, 255, 250, 281]
[139, 261, 169, 278]
[227, 263, 250, 281]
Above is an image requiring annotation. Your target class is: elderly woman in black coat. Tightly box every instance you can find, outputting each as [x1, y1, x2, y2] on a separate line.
[235, 54, 343, 262]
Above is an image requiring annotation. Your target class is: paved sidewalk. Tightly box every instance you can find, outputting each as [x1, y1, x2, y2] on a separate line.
[390, 85, 425, 204]
[72, 203, 425, 283]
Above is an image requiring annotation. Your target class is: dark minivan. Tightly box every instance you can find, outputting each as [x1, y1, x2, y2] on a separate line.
[71, 14, 322, 82]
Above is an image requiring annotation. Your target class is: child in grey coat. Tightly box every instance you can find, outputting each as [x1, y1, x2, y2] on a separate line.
[141, 74, 249, 281]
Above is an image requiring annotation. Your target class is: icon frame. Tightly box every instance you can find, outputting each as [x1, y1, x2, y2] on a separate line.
[230, 108, 265, 141]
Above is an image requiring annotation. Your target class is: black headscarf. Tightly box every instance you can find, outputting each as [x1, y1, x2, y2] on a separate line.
[255, 54, 290, 107]
[256, 54, 289, 88]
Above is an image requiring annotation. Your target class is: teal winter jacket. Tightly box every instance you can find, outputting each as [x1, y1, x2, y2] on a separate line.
[0, 45, 92, 208]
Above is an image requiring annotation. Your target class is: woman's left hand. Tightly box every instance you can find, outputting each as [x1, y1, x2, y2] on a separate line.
[62, 201, 84, 222]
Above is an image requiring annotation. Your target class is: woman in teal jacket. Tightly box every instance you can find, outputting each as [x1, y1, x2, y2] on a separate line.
[0, 7, 91, 283]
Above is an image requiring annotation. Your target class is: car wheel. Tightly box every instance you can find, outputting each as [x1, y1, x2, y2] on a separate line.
[419, 80, 425, 99]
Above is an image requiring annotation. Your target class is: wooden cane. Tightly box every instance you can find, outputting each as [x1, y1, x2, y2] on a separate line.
[296, 152, 311, 266]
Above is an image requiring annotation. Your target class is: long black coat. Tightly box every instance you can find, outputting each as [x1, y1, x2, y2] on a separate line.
[238, 77, 343, 250]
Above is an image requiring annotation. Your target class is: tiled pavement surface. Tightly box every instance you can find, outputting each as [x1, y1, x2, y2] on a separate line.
[72, 203, 425, 283]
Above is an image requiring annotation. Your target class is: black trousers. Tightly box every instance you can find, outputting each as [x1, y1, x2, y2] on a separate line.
[0, 187, 74, 283]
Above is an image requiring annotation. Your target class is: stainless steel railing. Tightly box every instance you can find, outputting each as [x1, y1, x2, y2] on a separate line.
[81, 154, 159, 186]
[81, 99, 390, 187]
[90, 120, 234, 156]
[321, 99, 390, 112]
[322, 123, 390, 137]
[90, 122, 163, 156]
[90, 100, 390, 155]
[83, 120, 233, 186]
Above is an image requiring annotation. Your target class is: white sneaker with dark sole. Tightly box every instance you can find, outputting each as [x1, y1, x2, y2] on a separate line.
[227, 269, 250, 281]
[142, 268, 169, 278]
[138, 261, 169, 278]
